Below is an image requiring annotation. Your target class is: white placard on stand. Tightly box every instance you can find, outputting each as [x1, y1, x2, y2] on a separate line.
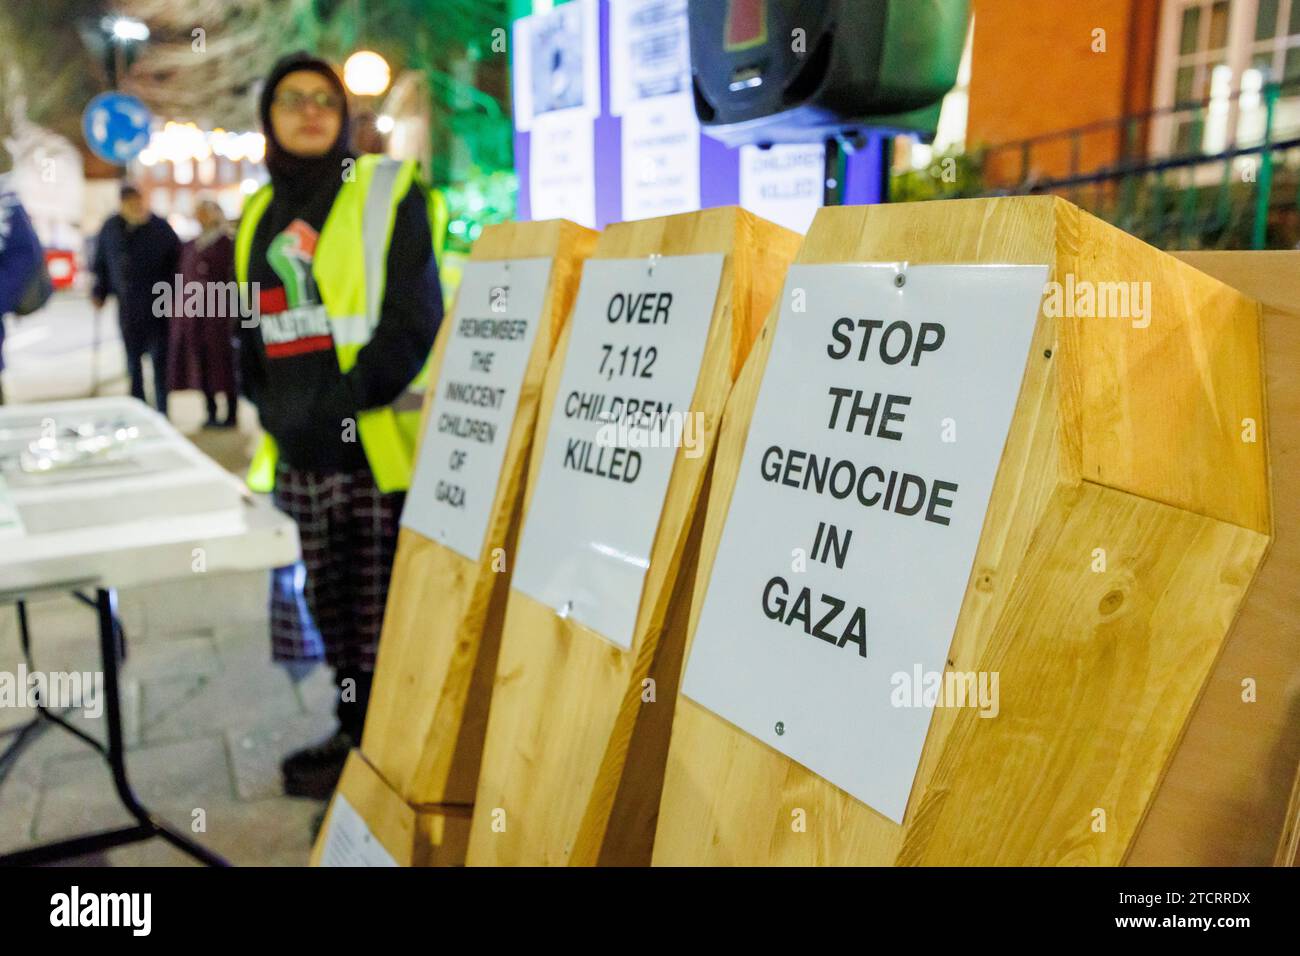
[610, 0, 699, 221]
[681, 263, 1046, 823]
[401, 258, 553, 561]
[528, 116, 598, 227]
[513, 0, 601, 228]
[739, 143, 826, 234]
[511, 253, 724, 650]
[619, 95, 700, 221]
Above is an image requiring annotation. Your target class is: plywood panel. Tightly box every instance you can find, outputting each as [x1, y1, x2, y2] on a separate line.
[898, 483, 1267, 865]
[310, 749, 475, 866]
[1125, 251, 1300, 866]
[1278, 761, 1300, 866]
[310, 750, 415, 867]
[467, 208, 801, 866]
[652, 196, 1271, 866]
[1056, 210, 1269, 533]
[361, 219, 597, 814]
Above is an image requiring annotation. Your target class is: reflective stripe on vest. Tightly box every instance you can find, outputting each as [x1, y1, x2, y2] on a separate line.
[363, 158, 403, 333]
[235, 154, 433, 494]
[329, 314, 372, 349]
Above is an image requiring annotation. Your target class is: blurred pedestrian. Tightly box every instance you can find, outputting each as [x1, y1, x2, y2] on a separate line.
[0, 181, 50, 404]
[235, 52, 441, 798]
[92, 184, 181, 413]
[168, 198, 238, 427]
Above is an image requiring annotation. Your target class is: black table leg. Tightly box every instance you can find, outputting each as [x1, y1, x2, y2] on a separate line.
[0, 589, 230, 867]
[93, 587, 229, 866]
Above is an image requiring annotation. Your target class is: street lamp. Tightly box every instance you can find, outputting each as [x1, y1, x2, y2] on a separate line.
[78, 13, 150, 89]
[344, 51, 391, 97]
[105, 15, 149, 43]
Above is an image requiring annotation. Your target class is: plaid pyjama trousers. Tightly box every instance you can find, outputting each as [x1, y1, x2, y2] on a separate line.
[268, 462, 404, 673]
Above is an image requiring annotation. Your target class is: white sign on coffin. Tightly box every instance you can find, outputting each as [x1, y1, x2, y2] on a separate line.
[402, 257, 552, 561]
[681, 263, 1047, 823]
[512, 253, 725, 649]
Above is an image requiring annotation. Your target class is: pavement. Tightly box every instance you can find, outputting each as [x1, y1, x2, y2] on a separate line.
[0, 291, 335, 865]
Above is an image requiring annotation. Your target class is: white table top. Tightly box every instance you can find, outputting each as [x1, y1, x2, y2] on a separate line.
[0, 397, 299, 594]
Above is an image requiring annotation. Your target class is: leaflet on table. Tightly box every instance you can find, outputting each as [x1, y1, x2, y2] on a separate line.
[0, 474, 23, 538]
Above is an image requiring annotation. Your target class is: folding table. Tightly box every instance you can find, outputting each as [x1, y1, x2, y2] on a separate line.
[0, 397, 299, 865]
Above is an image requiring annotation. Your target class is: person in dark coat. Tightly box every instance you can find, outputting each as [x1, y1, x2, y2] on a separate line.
[0, 184, 43, 405]
[92, 184, 181, 412]
[168, 198, 238, 427]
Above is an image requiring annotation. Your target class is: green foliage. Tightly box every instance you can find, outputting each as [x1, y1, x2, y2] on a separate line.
[890, 147, 985, 203]
[301, 0, 515, 192]
[308, 0, 508, 56]
[442, 166, 518, 254]
[1094, 166, 1300, 251]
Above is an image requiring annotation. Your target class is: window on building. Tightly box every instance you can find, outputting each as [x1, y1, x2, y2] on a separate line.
[1161, 0, 1234, 155]
[1157, 0, 1300, 156]
[1249, 0, 1300, 83]
[1171, 0, 1233, 105]
[1241, 0, 1300, 141]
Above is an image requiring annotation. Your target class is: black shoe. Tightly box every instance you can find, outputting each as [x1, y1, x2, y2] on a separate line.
[309, 805, 329, 842]
[281, 729, 352, 799]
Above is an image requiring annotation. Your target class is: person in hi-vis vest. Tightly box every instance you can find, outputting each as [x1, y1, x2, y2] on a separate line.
[236, 52, 442, 801]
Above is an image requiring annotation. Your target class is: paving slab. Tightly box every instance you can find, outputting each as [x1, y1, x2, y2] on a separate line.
[140, 658, 299, 745]
[0, 775, 40, 854]
[121, 632, 220, 682]
[51, 793, 323, 867]
[36, 735, 232, 842]
[226, 711, 333, 800]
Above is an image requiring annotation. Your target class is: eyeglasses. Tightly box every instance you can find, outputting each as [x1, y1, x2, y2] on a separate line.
[272, 89, 343, 113]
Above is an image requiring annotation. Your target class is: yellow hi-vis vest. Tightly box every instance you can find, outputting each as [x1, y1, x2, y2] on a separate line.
[235, 154, 441, 494]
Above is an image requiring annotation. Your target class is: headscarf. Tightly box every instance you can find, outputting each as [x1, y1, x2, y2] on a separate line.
[257, 51, 354, 204]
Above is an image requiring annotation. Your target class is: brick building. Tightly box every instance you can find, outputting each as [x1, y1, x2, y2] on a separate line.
[967, 0, 1300, 189]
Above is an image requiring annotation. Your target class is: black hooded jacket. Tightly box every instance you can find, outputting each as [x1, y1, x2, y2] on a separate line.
[238, 51, 442, 474]
[92, 212, 181, 331]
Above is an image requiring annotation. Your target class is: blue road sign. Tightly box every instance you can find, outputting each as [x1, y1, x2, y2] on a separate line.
[82, 92, 152, 165]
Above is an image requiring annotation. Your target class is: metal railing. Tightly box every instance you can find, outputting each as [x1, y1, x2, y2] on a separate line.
[963, 78, 1300, 249]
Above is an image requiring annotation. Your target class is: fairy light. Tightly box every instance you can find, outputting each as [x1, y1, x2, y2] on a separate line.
[135, 125, 266, 166]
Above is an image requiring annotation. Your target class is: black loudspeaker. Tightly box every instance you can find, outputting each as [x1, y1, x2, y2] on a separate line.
[688, 0, 969, 147]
